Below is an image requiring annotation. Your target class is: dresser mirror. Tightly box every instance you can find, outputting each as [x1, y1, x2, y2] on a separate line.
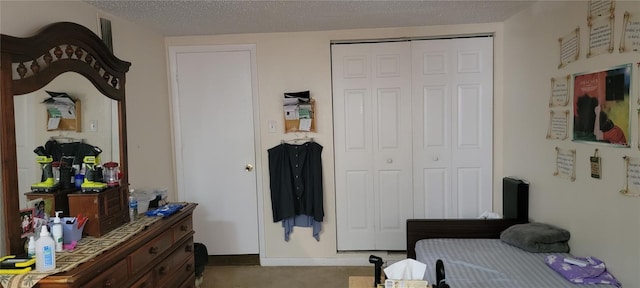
[15, 72, 120, 203]
[1, 22, 131, 254]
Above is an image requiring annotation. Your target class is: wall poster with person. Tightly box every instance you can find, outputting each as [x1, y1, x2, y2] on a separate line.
[572, 63, 632, 147]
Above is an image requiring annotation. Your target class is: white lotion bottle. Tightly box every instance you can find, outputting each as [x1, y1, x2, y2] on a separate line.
[35, 225, 56, 272]
[51, 211, 63, 252]
[27, 235, 36, 258]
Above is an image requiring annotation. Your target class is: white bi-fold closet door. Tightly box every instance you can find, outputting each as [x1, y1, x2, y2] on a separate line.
[333, 37, 493, 251]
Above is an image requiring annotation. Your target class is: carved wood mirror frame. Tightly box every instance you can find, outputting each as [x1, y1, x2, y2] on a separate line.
[1, 22, 131, 254]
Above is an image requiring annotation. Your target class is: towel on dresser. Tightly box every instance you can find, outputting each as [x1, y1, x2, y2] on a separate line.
[500, 222, 570, 253]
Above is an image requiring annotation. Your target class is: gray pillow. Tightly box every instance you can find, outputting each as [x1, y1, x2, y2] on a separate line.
[500, 222, 570, 253]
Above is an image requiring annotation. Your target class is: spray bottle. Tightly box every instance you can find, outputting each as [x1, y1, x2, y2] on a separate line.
[51, 211, 63, 252]
[35, 225, 56, 271]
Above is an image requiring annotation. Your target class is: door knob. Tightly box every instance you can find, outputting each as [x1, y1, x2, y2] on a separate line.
[245, 164, 254, 171]
[433, 156, 439, 161]
[387, 158, 393, 163]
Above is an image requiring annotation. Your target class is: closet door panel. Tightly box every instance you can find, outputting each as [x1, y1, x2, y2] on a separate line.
[334, 42, 412, 251]
[456, 167, 482, 218]
[345, 90, 368, 150]
[378, 170, 402, 230]
[457, 85, 482, 147]
[422, 168, 448, 218]
[424, 86, 448, 147]
[343, 170, 375, 248]
[376, 170, 405, 249]
[334, 44, 376, 250]
[412, 43, 453, 218]
[413, 37, 493, 219]
[371, 42, 413, 250]
[450, 38, 493, 216]
[377, 88, 401, 149]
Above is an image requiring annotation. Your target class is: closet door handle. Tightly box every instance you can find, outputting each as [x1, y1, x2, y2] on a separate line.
[386, 158, 393, 164]
[245, 164, 254, 171]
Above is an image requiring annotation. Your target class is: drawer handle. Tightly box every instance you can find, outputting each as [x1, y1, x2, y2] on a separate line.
[159, 266, 168, 275]
[186, 264, 193, 272]
[149, 246, 159, 254]
[103, 279, 112, 287]
[185, 244, 193, 252]
[180, 224, 189, 231]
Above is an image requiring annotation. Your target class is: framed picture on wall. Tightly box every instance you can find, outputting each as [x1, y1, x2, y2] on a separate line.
[572, 63, 632, 147]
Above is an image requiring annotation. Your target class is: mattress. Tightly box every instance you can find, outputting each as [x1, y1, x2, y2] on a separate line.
[415, 238, 617, 288]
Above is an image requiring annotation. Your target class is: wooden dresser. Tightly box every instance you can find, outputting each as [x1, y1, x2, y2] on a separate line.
[35, 203, 197, 288]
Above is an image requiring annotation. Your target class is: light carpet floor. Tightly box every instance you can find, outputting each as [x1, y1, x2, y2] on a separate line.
[200, 265, 372, 288]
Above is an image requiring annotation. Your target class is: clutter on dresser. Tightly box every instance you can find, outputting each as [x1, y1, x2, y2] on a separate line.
[128, 189, 139, 222]
[102, 161, 121, 187]
[28, 139, 122, 195]
[34, 225, 56, 272]
[47, 214, 87, 245]
[0, 256, 36, 275]
[145, 203, 187, 218]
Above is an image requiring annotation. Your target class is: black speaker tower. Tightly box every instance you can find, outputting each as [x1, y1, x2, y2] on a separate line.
[503, 177, 528, 220]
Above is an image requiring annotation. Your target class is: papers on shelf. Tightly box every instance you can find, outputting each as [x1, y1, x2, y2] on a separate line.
[284, 105, 298, 120]
[43, 91, 77, 120]
[299, 119, 312, 131]
[283, 90, 314, 132]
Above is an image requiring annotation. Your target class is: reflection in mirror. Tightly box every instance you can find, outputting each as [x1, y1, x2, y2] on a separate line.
[14, 72, 119, 210]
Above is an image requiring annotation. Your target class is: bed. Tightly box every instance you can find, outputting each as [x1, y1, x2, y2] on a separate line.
[406, 219, 620, 288]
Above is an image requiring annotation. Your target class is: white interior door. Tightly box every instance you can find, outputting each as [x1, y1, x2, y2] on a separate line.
[169, 45, 260, 255]
[14, 96, 37, 206]
[333, 42, 413, 251]
[411, 37, 493, 219]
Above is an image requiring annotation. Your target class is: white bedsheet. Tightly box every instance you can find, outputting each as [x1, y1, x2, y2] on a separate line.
[415, 238, 618, 288]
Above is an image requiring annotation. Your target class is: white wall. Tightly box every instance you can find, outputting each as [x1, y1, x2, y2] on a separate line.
[503, 1, 639, 286]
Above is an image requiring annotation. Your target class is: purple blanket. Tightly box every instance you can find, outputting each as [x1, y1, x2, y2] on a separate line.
[545, 255, 621, 287]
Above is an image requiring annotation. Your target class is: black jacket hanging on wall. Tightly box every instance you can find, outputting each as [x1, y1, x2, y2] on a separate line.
[268, 142, 324, 223]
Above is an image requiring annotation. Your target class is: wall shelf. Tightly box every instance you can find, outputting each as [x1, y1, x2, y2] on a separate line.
[284, 98, 315, 133]
[46, 99, 81, 132]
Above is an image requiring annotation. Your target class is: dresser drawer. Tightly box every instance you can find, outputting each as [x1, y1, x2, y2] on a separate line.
[83, 258, 128, 288]
[173, 215, 193, 241]
[155, 238, 194, 285]
[170, 238, 195, 269]
[178, 273, 197, 288]
[129, 230, 173, 274]
[130, 270, 156, 288]
[158, 255, 195, 288]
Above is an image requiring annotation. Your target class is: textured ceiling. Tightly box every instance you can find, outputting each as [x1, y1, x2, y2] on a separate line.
[85, 0, 535, 36]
